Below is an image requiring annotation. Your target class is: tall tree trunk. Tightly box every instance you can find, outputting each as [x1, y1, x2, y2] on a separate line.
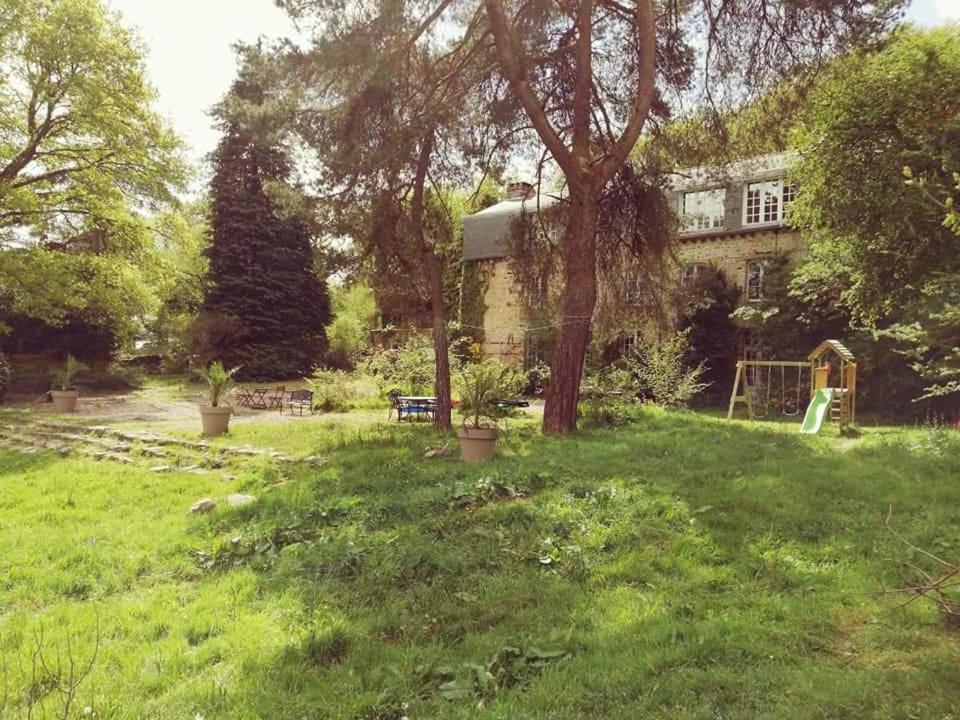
[543, 190, 598, 435]
[410, 131, 452, 430]
[426, 255, 452, 429]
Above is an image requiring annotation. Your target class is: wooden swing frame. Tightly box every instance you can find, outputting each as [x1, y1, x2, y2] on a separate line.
[727, 340, 857, 429]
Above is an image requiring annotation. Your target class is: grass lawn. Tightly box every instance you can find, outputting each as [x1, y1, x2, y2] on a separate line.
[0, 408, 958, 719]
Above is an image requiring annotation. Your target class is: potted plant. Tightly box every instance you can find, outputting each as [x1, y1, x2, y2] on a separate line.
[198, 361, 238, 436]
[50, 355, 88, 413]
[455, 359, 522, 463]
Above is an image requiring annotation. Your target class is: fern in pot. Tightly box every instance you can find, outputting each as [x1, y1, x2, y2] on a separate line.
[455, 359, 522, 463]
[198, 361, 239, 436]
[50, 355, 88, 413]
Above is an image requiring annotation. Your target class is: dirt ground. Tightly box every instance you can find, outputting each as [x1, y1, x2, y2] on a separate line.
[3, 381, 542, 430]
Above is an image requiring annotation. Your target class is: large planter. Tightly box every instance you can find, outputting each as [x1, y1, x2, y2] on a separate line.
[456, 426, 499, 463]
[50, 389, 80, 413]
[199, 405, 233, 436]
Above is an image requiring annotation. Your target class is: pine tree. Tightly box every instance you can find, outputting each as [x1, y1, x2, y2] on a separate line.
[202, 62, 330, 380]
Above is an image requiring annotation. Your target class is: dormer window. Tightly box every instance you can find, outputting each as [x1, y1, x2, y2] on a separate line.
[744, 180, 797, 225]
[681, 188, 725, 232]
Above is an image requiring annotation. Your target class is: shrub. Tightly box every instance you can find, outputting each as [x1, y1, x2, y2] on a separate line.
[306, 369, 358, 412]
[628, 330, 709, 408]
[522, 360, 551, 396]
[325, 283, 377, 369]
[0, 352, 10, 403]
[579, 366, 635, 426]
[359, 334, 436, 395]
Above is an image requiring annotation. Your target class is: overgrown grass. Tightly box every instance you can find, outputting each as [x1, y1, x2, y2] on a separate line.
[1, 409, 959, 719]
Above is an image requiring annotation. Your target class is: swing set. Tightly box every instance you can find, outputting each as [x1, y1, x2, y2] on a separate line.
[727, 339, 858, 431]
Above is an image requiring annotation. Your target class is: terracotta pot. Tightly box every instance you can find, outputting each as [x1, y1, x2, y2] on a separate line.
[199, 405, 233, 436]
[50, 389, 80, 413]
[456, 426, 499, 463]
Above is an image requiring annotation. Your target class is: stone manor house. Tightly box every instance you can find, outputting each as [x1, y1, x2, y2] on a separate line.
[460, 152, 804, 366]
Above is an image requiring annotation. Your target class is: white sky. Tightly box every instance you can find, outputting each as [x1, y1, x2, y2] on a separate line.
[108, 0, 958, 175]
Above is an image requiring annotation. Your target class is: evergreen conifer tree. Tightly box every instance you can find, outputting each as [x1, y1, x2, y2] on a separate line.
[202, 60, 330, 380]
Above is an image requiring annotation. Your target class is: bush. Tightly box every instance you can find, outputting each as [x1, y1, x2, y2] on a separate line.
[306, 369, 358, 412]
[579, 365, 635, 426]
[628, 330, 709, 408]
[359, 334, 436, 395]
[0, 352, 10, 403]
[325, 284, 377, 369]
[522, 360, 551, 396]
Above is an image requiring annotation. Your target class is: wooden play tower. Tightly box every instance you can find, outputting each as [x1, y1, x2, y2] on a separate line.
[808, 339, 857, 429]
[727, 339, 857, 430]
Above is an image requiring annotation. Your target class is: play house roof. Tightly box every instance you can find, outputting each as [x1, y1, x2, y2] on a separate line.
[808, 339, 855, 362]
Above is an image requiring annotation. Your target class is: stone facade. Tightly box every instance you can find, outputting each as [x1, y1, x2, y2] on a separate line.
[478, 260, 526, 364]
[471, 227, 806, 365]
[462, 153, 805, 366]
[675, 228, 806, 292]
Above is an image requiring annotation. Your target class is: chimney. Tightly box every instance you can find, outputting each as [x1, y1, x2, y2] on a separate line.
[505, 181, 534, 201]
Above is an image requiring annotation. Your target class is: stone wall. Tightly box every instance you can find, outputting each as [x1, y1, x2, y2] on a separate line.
[472, 228, 807, 364]
[676, 228, 806, 291]
[479, 260, 526, 364]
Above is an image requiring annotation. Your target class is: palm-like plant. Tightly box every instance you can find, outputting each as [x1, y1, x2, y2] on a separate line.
[200, 361, 239, 407]
[457, 360, 522, 429]
[53, 355, 88, 391]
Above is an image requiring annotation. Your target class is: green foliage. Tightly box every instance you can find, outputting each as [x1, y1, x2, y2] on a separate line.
[458, 261, 492, 344]
[52, 354, 88, 391]
[0, 351, 10, 402]
[325, 283, 378, 369]
[147, 202, 210, 372]
[579, 366, 636, 427]
[629, 330, 709, 408]
[202, 50, 330, 380]
[359, 334, 437, 396]
[0, 244, 161, 355]
[199, 361, 238, 407]
[305, 369, 358, 413]
[678, 267, 742, 406]
[789, 27, 960, 404]
[0, 0, 187, 358]
[456, 359, 524, 429]
[0, 0, 187, 244]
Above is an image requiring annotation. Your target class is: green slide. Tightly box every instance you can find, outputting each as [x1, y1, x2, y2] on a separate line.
[801, 388, 834, 434]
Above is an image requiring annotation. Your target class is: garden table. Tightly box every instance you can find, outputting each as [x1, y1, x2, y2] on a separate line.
[247, 388, 270, 410]
[394, 396, 437, 422]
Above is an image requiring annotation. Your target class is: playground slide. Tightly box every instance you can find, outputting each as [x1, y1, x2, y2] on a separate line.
[800, 388, 834, 434]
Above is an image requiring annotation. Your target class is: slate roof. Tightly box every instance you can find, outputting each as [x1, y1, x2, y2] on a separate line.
[461, 192, 563, 261]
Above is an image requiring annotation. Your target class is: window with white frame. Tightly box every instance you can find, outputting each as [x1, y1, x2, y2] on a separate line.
[746, 260, 766, 301]
[681, 188, 725, 232]
[744, 180, 797, 225]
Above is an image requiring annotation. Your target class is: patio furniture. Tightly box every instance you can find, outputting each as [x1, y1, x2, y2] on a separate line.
[281, 389, 314, 416]
[234, 388, 254, 407]
[247, 387, 270, 410]
[268, 386, 286, 410]
[393, 395, 438, 422]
